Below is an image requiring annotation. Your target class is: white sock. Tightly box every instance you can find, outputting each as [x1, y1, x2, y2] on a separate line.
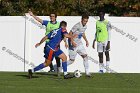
[99, 63, 104, 71]
[83, 57, 89, 75]
[106, 61, 110, 71]
[64, 72, 68, 75]
[67, 60, 74, 66]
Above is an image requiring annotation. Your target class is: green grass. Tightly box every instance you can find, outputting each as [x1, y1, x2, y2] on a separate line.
[0, 72, 140, 93]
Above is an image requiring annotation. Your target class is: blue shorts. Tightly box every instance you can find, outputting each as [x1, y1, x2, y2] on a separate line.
[44, 46, 63, 61]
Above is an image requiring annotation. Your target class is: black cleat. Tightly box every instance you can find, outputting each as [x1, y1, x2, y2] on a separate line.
[28, 69, 33, 79]
[64, 73, 74, 79]
[48, 69, 55, 72]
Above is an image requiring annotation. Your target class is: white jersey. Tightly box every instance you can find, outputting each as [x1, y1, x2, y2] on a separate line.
[71, 22, 87, 45]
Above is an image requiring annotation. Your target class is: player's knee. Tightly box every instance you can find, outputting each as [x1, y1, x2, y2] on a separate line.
[69, 59, 75, 63]
[44, 60, 51, 67]
[61, 56, 67, 62]
[98, 53, 103, 58]
[81, 54, 87, 59]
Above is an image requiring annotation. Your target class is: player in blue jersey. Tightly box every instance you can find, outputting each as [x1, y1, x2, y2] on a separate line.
[28, 10, 68, 73]
[28, 21, 76, 79]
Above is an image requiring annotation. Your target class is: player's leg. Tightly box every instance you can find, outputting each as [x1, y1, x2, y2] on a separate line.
[77, 45, 90, 76]
[97, 42, 104, 73]
[55, 49, 73, 79]
[98, 52, 104, 73]
[55, 56, 61, 76]
[28, 47, 54, 79]
[44, 43, 55, 72]
[67, 49, 77, 66]
[105, 51, 110, 72]
[104, 41, 110, 72]
[55, 45, 61, 73]
[48, 62, 55, 72]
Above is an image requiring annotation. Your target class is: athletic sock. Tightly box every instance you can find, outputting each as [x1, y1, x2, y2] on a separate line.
[34, 63, 45, 72]
[62, 62, 68, 75]
[99, 63, 104, 71]
[67, 60, 74, 66]
[83, 57, 89, 75]
[106, 61, 110, 71]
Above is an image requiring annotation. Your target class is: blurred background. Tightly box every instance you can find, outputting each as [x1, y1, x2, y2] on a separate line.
[0, 0, 139, 16]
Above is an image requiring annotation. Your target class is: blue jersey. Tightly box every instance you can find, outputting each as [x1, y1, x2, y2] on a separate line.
[47, 28, 68, 51]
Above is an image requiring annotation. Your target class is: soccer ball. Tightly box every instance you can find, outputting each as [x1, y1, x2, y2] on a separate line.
[74, 70, 82, 78]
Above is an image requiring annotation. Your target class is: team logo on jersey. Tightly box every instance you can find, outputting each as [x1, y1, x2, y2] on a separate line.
[50, 29, 59, 38]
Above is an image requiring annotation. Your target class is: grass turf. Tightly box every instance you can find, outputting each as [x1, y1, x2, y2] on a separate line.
[0, 72, 140, 93]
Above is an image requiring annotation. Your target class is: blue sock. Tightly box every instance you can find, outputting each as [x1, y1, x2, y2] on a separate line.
[62, 62, 67, 72]
[34, 63, 45, 72]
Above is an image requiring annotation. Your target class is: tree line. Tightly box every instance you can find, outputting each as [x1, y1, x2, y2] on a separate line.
[0, 0, 139, 16]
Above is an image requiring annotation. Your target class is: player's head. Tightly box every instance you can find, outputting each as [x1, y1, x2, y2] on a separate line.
[98, 10, 105, 20]
[81, 14, 89, 26]
[49, 12, 57, 22]
[60, 21, 67, 28]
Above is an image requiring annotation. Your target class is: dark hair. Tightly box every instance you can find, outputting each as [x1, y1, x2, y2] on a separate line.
[98, 9, 105, 15]
[49, 12, 57, 18]
[60, 21, 67, 27]
[82, 14, 89, 20]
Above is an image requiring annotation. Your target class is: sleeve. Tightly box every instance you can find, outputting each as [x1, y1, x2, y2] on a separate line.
[71, 23, 79, 32]
[42, 20, 49, 26]
[107, 21, 112, 41]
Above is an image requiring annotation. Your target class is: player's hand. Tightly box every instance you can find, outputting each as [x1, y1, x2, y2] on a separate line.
[71, 41, 77, 47]
[86, 41, 89, 47]
[35, 43, 40, 48]
[72, 34, 78, 38]
[28, 10, 33, 16]
[106, 41, 110, 50]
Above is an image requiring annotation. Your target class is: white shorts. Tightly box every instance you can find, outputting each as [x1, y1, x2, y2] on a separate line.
[97, 41, 110, 52]
[69, 44, 87, 60]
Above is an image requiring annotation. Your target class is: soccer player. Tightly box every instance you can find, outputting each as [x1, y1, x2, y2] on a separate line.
[67, 14, 91, 77]
[92, 10, 111, 73]
[28, 21, 76, 79]
[28, 10, 68, 73]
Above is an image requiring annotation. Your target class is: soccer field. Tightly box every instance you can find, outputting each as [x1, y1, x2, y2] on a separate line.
[0, 72, 140, 93]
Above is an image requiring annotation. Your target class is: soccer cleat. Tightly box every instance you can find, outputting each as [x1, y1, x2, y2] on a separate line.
[86, 73, 92, 78]
[64, 73, 74, 79]
[48, 69, 55, 72]
[99, 70, 104, 73]
[28, 69, 33, 79]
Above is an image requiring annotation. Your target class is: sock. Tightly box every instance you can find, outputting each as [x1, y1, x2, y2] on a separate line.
[67, 60, 74, 66]
[34, 63, 45, 72]
[62, 62, 68, 75]
[106, 61, 110, 71]
[83, 57, 89, 75]
[99, 63, 104, 71]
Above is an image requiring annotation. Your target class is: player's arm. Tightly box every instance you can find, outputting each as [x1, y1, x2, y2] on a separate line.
[92, 23, 97, 49]
[82, 33, 89, 47]
[28, 10, 43, 24]
[92, 31, 97, 49]
[64, 33, 77, 47]
[106, 22, 111, 50]
[35, 36, 48, 48]
[63, 37, 68, 49]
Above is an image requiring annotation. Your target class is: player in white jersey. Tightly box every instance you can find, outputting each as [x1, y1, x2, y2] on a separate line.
[67, 14, 91, 77]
